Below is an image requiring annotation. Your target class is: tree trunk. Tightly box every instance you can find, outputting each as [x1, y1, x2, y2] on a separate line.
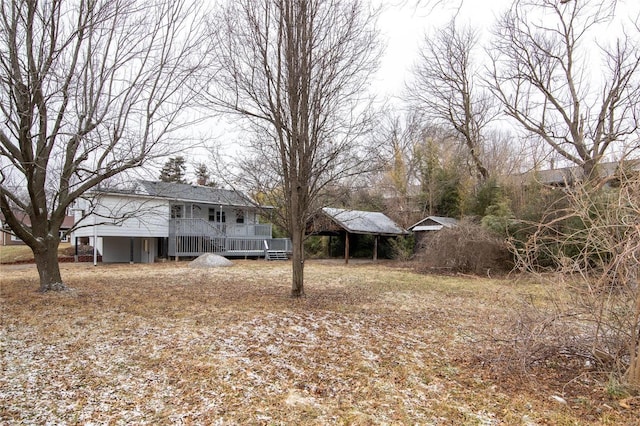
[629, 345, 640, 387]
[627, 293, 640, 387]
[290, 223, 305, 298]
[33, 238, 65, 292]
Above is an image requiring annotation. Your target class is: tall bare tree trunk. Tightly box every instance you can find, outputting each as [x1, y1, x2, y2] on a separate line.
[289, 178, 306, 297]
[291, 224, 305, 297]
[33, 238, 64, 292]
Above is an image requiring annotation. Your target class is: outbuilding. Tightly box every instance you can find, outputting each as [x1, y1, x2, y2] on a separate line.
[408, 216, 458, 248]
[309, 207, 408, 263]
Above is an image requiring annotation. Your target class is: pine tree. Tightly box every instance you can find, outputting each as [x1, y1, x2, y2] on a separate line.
[159, 156, 188, 183]
[194, 162, 217, 187]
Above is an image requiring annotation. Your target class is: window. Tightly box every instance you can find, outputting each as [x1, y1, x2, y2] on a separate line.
[171, 205, 183, 219]
[59, 231, 69, 243]
[236, 210, 245, 224]
[209, 208, 225, 222]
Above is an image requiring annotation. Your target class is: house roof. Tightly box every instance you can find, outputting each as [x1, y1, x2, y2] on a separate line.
[408, 216, 458, 232]
[521, 160, 640, 186]
[321, 207, 408, 236]
[98, 180, 258, 208]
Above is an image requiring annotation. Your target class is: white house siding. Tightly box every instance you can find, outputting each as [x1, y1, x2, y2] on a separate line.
[73, 195, 169, 239]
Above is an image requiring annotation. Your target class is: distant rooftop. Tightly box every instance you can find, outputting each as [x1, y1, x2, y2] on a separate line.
[522, 160, 640, 186]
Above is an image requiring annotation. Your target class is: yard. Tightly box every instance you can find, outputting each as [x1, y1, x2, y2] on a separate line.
[1, 260, 637, 425]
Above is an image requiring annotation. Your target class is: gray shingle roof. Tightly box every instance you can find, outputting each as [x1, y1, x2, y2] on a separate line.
[99, 180, 257, 208]
[322, 207, 408, 236]
[138, 181, 255, 207]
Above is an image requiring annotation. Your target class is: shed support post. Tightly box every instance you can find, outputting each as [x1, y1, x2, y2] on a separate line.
[130, 237, 134, 264]
[345, 232, 349, 265]
[373, 235, 378, 263]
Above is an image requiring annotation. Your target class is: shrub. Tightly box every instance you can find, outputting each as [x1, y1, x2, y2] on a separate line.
[413, 219, 512, 275]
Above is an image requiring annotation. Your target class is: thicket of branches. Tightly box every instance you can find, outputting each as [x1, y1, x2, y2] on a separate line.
[510, 172, 640, 387]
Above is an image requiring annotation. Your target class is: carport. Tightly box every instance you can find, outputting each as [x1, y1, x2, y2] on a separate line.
[308, 207, 408, 264]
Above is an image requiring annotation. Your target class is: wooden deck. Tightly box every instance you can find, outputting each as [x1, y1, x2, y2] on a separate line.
[168, 218, 290, 258]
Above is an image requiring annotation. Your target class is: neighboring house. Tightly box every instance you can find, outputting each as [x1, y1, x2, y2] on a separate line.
[520, 160, 640, 187]
[309, 207, 408, 263]
[71, 180, 291, 263]
[1, 211, 74, 246]
[408, 216, 458, 248]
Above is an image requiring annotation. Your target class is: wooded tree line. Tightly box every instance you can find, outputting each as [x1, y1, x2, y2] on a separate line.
[1, 0, 639, 386]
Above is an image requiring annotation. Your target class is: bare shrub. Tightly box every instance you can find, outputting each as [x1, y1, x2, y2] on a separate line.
[511, 172, 640, 389]
[413, 219, 512, 275]
[468, 277, 606, 380]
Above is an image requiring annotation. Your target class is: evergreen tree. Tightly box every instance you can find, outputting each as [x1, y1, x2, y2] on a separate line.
[159, 156, 188, 184]
[194, 162, 217, 187]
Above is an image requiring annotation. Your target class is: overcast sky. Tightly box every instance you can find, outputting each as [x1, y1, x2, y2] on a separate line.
[180, 0, 640, 179]
[375, 0, 640, 100]
[375, 0, 515, 99]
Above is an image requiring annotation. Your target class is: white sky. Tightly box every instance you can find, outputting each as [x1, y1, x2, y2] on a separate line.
[375, 0, 640, 100]
[178, 0, 640, 179]
[375, 0, 515, 99]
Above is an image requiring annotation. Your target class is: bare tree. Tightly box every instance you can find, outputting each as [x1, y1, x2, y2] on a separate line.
[370, 113, 470, 222]
[407, 20, 497, 183]
[206, 0, 380, 297]
[0, 0, 206, 291]
[489, 0, 640, 181]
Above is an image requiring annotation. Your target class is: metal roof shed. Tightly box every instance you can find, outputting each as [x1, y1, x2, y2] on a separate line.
[408, 216, 458, 232]
[314, 207, 408, 263]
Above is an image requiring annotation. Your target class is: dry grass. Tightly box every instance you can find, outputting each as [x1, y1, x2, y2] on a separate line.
[1, 260, 637, 425]
[0, 243, 72, 264]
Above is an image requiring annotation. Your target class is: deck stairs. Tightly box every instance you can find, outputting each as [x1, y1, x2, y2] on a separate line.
[263, 239, 289, 260]
[266, 250, 289, 261]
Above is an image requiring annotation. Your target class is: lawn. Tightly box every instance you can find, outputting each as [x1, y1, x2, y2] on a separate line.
[0, 243, 72, 264]
[0, 260, 636, 425]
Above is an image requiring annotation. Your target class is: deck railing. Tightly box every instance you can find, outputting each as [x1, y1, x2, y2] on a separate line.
[169, 235, 291, 257]
[167, 219, 289, 257]
[169, 218, 272, 238]
[266, 238, 293, 252]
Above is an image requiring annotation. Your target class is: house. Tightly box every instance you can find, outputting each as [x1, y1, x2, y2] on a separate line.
[308, 207, 408, 263]
[408, 216, 458, 248]
[71, 180, 291, 263]
[1, 211, 74, 246]
[520, 160, 640, 187]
